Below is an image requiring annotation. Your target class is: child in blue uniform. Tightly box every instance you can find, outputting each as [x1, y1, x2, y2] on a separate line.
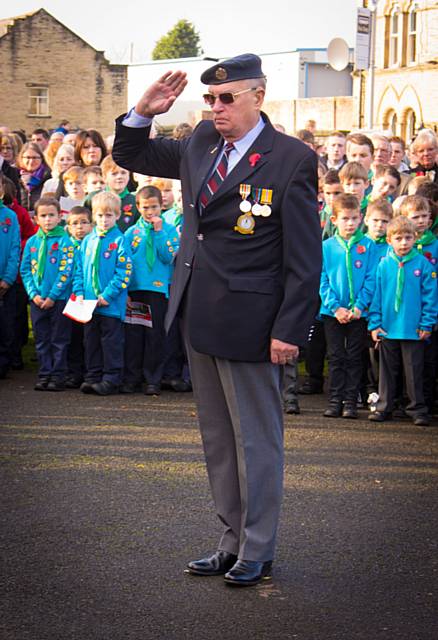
[73, 191, 132, 395]
[400, 194, 438, 414]
[122, 185, 179, 395]
[0, 201, 21, 378]
[320, 193, 376, 418]
[20, 196, 73, 390]
[368, 216, 437, 426]
[65, 206, 93, 387]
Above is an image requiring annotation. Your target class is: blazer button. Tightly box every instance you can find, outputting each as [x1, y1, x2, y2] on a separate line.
[184, 262, 192, 268]
[189, 203, 195, 208]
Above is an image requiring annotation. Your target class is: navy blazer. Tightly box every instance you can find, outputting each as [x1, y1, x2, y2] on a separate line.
[113, 113, 322, 362]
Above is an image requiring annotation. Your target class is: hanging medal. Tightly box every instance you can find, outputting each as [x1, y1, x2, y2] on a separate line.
[260, 188, 273, 217]
[239, 184, 252, 212]
[251, 187, 263, 216]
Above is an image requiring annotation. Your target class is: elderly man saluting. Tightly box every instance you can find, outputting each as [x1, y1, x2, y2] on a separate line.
[113, 54, 321, 587]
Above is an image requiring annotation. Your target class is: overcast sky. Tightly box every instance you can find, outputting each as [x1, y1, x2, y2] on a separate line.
[6, 0, 359, 63]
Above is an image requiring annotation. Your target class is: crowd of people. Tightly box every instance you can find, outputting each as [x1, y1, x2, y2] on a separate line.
[1, 117, 438, 424]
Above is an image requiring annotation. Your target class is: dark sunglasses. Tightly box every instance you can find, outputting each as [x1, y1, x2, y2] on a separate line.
[203, 87, 257, 106]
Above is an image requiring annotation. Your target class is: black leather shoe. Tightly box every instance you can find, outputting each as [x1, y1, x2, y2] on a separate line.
[284, 402, 300, 415]
[323, 404, 342, 418]
[161, 377, 192, 392]
[368, 411, 391, 422]
[224, 560, 272, 587]
[91, 381, 119, 396]
[414, 414, 430, 427]
[144, 384, 161, 396]
[65, 377, 82, 389]
[47, 379, 65, 392]
[187, 551, 237, 576]
[80, 381, 96, 394]
[34, 378, 50, 391]
[342, 404, 358, 419]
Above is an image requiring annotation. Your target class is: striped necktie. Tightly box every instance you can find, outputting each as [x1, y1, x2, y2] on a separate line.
[200, 142, 235, 208]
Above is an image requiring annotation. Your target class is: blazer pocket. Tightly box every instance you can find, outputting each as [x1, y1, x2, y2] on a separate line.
[228, 277, 275, 295]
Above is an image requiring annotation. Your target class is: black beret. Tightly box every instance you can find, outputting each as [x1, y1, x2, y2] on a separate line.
[200, 53, 265, 85]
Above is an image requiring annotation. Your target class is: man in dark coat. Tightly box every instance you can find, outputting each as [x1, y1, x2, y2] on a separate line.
[113, 54, 322, 587]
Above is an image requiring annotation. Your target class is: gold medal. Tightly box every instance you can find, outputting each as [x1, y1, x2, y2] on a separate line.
[234, 213, 255, 234]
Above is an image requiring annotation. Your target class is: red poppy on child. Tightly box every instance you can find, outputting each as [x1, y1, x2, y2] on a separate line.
[424, 251, 432, 260]
[108, 242, 118, 250]
[30, 246, 37, 252]
[356, 245, 366, 254]
[52, 242, 59, 251]
[4, 218, 11, 226]
[249, 153, 262, 167]
[123, 205, 132, 214]
[133, 229, 141, 234]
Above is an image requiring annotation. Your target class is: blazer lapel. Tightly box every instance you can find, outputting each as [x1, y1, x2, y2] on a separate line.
[207, 117, 276, 205]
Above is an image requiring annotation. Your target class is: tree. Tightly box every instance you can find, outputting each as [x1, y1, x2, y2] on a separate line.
[152, 19, 203, 60]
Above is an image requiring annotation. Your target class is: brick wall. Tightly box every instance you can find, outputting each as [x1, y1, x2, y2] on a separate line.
[0, 9, 127, 136]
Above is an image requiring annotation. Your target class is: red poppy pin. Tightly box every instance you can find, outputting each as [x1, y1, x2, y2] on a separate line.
[123, 204, 132, 212]
[30, 246, 37, 253]
[249, 153, 262, 167]
[425, 251, 432, 260]
[4, 217, 11, 226]
[52, 242, 59, 251]
[108, 242, 118, 250]
[356, 245, 366, 254]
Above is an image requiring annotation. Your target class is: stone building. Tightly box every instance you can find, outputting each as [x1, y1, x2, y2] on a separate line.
[0, 9, 127, 136]
[353, 0, 438, 139]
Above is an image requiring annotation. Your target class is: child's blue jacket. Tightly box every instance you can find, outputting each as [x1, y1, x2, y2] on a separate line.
[319, 234, 376, 317]
[0, 205, 20, 285]
[124, 219, 179, 297]
[368, 249, 438, 339]
[21, 228, 73, 300]
[72, 226, 132, 320]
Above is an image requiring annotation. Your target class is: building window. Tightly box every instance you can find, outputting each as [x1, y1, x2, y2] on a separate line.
[389, 6, 400, 66]
[28, 87, 49, 116]
[402, 109, 416, 143]
[407, 5, 417, 64]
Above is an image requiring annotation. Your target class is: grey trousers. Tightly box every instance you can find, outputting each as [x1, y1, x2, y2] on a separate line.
[182, 322, 284, 561]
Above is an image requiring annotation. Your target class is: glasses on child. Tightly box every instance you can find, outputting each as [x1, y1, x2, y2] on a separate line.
[203, 87, 257, 107]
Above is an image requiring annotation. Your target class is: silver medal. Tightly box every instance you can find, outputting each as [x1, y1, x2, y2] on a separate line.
[260, 205, 272, 217]
[239, 199, 252, 213]
[252, 203, 263, 216]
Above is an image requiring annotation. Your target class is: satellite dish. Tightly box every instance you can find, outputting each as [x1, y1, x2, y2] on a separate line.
[327, 38, 350, 71]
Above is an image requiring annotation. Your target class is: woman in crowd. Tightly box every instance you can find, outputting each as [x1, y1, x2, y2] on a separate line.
[16, 142, 51, 215]
[74, 129, 107, 168]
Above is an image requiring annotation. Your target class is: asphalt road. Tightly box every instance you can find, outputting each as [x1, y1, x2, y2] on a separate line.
[1, 370, 438, 640]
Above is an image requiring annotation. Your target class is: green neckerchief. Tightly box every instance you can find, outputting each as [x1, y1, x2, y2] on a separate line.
[91, 230, 108, 297]
[106, 186, 130, 199]
[36, 226, 65, 283]
[389, 248, 418, 312]
[366, 233, 387, 244]
[334, 228, 365, 308]
[138, 217, 156, 271]
[415, 229, 436, 250]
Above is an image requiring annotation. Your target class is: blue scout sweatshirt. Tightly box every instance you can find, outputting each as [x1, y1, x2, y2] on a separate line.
[366, 235, 389, 268]
[125, 218, 179, 297]
[72, 226, 132, 320]
[0, 205, 20, 285]
[368, 249, 437, 339]
[21, 228, 73, 300]
[320, 234, 376, 317]
[415, 235, 438, 267]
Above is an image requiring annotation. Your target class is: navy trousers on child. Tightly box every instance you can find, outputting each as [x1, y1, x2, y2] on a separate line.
[124, 290, 167, 386]
[67, 320, 85, 385]
[377, 339, 427, 418]
[0, 285, 17, 377]
[30, 299, 71, 382]
[84, 315, 124, 386]
[323, 316, 367, 406]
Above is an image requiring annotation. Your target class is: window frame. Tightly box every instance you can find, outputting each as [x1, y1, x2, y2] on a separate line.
[27, 86, 50, 117]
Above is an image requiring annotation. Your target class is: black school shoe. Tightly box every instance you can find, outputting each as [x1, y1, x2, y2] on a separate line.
[413, 414, 430, 427]
[47, 379, 65, 392]
[323, 403, 342, 418]
[34, 378, 50, 391]
[342, 403, 358, 419]
[65, 377, 83, 389]
[91, 381, 119, 396]
[368, 411, 392, 422]
[284, 401, 300, 415]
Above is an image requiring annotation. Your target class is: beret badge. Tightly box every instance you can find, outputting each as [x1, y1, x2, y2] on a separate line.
[215, 67, 227, 81]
